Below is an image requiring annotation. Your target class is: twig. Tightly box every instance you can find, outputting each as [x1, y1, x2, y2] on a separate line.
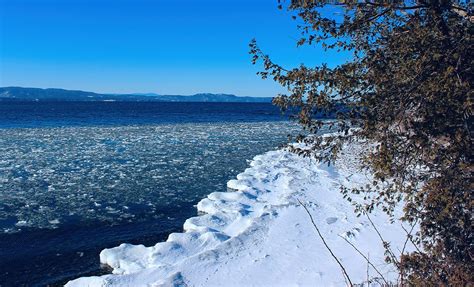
[297, 198, 353, 286]
[338, 234, 389, 286]
[366, 213, 399, 268]
[400, 221, 422, 254]
[399, 220, 418, 285]
[367, 252, 370, 287]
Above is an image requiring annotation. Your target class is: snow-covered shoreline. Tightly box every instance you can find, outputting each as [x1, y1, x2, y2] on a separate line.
[67, 142, 413, 286]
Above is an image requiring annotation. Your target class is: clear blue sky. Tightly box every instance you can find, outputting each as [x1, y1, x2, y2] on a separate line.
[0, 0, 350, 97]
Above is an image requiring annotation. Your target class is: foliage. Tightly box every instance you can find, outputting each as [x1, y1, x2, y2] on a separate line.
[250, 0, 473, 284]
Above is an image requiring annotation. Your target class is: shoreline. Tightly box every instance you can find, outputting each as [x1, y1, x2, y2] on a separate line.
[67, 141, 414, 286]
[1, 119, 298, 286]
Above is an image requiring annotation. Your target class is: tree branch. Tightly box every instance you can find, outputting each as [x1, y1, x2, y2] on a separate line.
[297, 198, 354, 286]
[338, 234, 389, 285]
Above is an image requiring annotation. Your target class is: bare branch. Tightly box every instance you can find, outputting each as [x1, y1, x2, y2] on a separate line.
[338, 234, 389, 286]
[297, 198, 354, 286]
[366, 213, 400, 267]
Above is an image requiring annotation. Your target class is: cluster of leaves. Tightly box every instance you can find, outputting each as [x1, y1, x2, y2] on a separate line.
[250, 0, 473, 284]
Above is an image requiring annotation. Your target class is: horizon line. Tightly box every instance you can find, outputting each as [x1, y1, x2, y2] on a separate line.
[0, 86, 275, 98]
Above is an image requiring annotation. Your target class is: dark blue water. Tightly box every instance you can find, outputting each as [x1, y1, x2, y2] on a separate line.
[0, 101, 283, 128]
[0, 101, 296, 286]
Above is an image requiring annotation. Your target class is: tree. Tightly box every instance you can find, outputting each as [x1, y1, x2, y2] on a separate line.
[250, 0, 473, 284]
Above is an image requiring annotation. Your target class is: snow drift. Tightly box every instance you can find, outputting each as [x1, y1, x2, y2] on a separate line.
[67, 141, 414, 286]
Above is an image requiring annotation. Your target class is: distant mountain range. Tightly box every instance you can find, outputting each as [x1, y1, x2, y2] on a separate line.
[0, 87, 273, 103]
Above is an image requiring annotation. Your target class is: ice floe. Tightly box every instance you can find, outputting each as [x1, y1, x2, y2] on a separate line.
[0, 122, 297, 233]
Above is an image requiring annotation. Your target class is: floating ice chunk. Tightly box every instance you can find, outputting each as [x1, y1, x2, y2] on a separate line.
[15, 220, 29, 227]
[0, 122, 297, 233]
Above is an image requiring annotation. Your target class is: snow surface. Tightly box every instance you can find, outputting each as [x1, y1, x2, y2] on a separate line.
[67, 141, 414, 287]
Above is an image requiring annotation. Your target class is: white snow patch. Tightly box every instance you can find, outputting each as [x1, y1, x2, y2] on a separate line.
[67, 142, 415, 287]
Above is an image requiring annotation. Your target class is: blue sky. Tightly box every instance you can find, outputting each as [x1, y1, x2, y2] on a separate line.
[0, 0, 350, 97]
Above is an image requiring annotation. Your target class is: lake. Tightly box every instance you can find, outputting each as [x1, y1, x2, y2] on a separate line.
[0, 101, 299, 286]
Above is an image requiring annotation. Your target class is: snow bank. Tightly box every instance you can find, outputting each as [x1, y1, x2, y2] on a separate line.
[67, 142, 414, 286]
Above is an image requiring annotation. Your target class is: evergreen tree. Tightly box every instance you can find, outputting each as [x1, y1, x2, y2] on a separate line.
[251, 0, 473, 284]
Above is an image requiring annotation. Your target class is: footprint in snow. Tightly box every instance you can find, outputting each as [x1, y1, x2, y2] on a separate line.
[326, 217, 338, 224]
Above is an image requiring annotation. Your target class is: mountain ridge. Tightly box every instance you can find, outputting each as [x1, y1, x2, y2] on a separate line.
[0, 87, 273, 103]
